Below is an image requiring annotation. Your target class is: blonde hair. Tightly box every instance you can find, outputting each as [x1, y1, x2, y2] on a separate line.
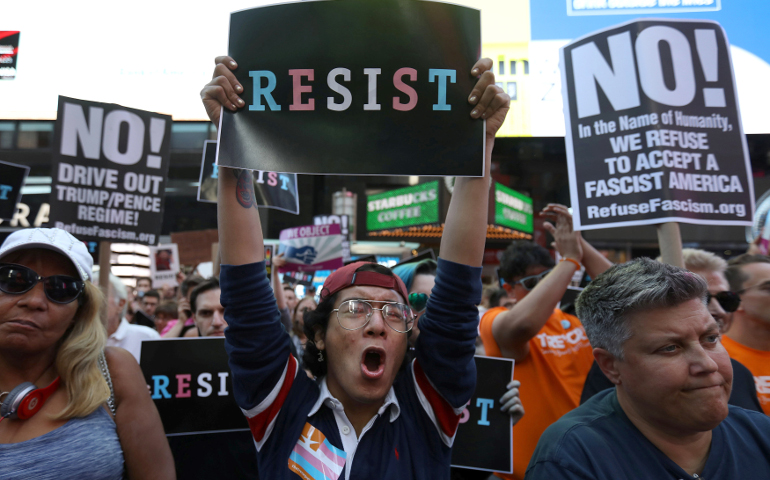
[52, 282, 111, 420]
[681, 248, 728, 274]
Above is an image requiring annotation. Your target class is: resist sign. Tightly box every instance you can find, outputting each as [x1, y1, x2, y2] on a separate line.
[218, 0, 483, 177]
[561, 19, 754, 230]
[197, 140, 299, 214]
[50, 96, 171, 244]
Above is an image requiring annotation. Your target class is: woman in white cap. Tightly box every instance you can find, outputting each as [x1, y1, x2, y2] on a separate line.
[0, 228, 174, 479]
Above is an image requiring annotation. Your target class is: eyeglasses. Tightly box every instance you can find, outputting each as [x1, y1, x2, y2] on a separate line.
[332, 299, 414, 333]
[408, 292, 429, 313]
[706, 291, 741, 313]
[514, 269, 553, 291]
[0, 263, 84, 304]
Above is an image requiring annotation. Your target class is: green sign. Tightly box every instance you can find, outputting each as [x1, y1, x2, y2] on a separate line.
[367, 181, 440, 232]
[494, 183, 533, 234]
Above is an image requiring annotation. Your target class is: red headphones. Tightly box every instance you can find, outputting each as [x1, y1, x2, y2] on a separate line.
[0, 377, 61, 421]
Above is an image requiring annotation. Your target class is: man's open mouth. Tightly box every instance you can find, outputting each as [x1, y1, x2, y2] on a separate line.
[361, 347, 386, 379]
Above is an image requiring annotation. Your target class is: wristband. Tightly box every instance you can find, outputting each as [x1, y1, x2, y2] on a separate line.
[560, 257, 581, 271]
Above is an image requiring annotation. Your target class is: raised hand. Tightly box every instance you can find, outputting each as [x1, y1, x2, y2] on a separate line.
[200, 56, 246, 127]
[542, 204, 583, 263]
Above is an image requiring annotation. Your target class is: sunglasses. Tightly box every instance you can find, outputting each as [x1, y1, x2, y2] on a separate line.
[706, 291, 740, 313]
[408, 292, 429, 313]
[513, 269, 553, 291]
[0, 263, 85, 304]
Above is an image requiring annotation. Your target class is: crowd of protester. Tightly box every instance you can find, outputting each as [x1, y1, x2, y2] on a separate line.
[2, 53, 770, 480]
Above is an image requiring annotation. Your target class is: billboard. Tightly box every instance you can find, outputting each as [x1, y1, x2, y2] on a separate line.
[366, 181, 440, 232]
[493, 183, 534, 233]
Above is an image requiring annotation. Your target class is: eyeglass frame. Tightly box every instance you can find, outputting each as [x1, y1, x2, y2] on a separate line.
[331, 299, 415, 333]
[510, 268, 553, 291]
[0, 262, 85, 305]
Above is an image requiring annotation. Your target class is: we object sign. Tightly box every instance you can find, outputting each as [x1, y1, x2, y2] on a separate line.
[278, 224, 344, 273]
[49, 96, 171, 244]
[0, 160, 29, 221]
[218, 0, 483, 177]
[561, 19, 754, 230]
[451, 356, 514, 473]
[198, 140, 299, 214]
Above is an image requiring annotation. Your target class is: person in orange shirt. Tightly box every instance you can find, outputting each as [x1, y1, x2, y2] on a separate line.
[479, 204, 612, 480]
[724, 254, 770, 415]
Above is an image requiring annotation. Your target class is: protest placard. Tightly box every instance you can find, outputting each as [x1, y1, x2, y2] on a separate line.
[218, 0, 483, 177]
[141, 338, 246, 435]
[141, 339, 512, 473]
[0, 32, 20, 80]
[0, 160, 29, 221]
[49, 96, 171, 245]
[149, 243, 180, 288]
[451, 356, 514, 473]
[561, 19, 754, 230]
[278, 224, 344, 273]
[197, 140, 300, 214]
[314, 214, 351, 261]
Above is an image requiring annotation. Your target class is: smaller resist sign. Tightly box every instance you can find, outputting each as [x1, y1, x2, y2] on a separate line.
[494, 183, 533, 234]
[366, 181, 439, 232]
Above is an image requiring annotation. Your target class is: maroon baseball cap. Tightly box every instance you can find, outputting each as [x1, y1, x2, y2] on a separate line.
[320, 261, 410, 303]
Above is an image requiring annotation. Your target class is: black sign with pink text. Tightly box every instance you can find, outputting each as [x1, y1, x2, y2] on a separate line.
[218, 0, 483, 177]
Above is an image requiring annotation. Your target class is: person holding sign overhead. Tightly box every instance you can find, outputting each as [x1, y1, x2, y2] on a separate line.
[201, 54, 509, 479]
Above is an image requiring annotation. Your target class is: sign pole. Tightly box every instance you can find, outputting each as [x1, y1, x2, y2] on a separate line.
[656, 222, 684, 268]
[98, 241, 112, 320]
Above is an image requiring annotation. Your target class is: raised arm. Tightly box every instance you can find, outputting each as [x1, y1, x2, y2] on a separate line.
[201, 56, 292, 423]
[413, 60, 509, 417]
[490, 209, 583, 360]
[200, 55, 264, 265]
[441, 58, 509, 266]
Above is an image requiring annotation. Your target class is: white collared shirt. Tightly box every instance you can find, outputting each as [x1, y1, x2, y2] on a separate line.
[107, 318, 160, 363]
[308, 377, 401, 480]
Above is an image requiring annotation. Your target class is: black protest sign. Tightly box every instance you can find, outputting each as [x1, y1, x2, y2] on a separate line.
[140, 338, 248, 435]
[561, 20, 754, 230]
[0, 31, 20, 80]
[451, 356, 513, 473]
[0, 160, 29, 221]
[197, 140, 299, 214]
[49, 96, 171, 245]
[219, 0, 483, 177]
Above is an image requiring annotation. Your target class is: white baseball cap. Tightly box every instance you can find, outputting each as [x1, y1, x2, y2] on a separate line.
[0, 228, 93, 282]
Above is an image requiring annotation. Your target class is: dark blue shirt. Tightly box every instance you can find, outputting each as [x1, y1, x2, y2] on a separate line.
[526, 389, 770, 479]
[221, 258, 481, 480]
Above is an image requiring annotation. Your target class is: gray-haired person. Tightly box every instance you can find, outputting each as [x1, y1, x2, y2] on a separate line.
[526, 258, 770, 480]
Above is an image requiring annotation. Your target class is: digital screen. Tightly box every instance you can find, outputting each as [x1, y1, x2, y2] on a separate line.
[366, 181, 440, 232]
[494, 183, 534, 234]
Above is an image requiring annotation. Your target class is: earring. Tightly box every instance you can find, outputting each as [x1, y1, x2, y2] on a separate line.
[318, 350, 325, 362]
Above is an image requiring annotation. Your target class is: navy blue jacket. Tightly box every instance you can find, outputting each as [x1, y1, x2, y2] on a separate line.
[527, 389, 770, 479]
[221, 259, 481, 480]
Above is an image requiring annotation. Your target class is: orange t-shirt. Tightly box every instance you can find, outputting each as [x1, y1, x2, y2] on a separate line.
[479, 307, 594, 480]
[722, 335, 770, 415]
